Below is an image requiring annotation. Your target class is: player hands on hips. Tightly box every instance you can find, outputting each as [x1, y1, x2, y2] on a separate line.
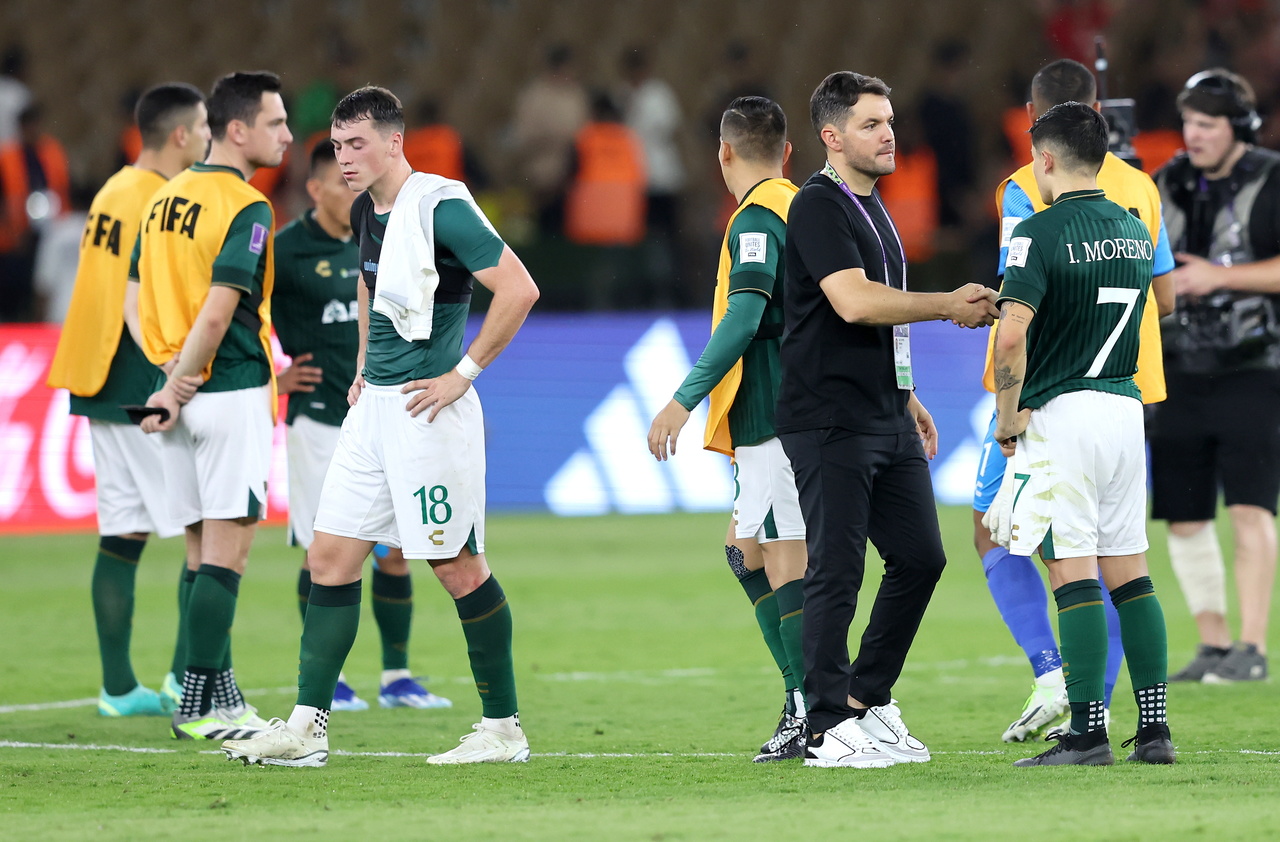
[222, 86, 538, 768]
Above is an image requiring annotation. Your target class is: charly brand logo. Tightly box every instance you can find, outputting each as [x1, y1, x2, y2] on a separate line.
[544, 320, 735, 516]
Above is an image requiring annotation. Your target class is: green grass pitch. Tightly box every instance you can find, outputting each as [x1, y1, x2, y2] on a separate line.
[1, 508, 1277, 841]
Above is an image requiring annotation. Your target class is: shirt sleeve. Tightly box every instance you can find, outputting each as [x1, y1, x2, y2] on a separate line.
[1152, 214, 1175, 277]
[672, 291, 768, 410]
[788, 189, 866, 283]
[270, 244, 302, 357]
[998, 181, 1036, 276]
[727, 204, 786, 297]
[128, 231, 141, 280]
[211, 201, 272, 294]
[350, 196, 364, 240]
[431, 198, 505, 273]
[996, 220, 1047, 312]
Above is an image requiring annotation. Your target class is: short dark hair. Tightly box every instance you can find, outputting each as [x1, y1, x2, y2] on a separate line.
[331, 86, 405, 134]
[809, 71, 891, 139]
[308, 139, 338, 175]
[208, 71, 282, 140]
[721, 96, 787, 163]
[135, 83, 205, 150]
[1177, 67, 1256, 120]
[1031, 59, 1097, 108]
[1029, 101, 1109, 173]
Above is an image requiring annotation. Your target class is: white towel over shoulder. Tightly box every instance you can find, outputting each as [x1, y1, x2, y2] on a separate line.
[372, 171, 497, 342]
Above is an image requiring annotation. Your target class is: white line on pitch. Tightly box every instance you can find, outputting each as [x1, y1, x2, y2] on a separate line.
[2, 740, 1276, 758]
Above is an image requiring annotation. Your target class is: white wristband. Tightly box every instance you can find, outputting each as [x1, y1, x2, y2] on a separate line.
[455, 354, 483, 381]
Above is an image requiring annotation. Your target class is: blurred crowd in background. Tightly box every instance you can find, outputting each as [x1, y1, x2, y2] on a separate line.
[2, 0, 1279, 322]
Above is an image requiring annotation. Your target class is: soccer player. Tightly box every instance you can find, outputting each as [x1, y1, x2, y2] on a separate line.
[646, 96, 806, 762]
[976, 59, 1176, 743]
[274, 141, 451, 711]
[994, 102, 1175, 767]
[46, 83, 210, 717]
[221, 86, 539, 768]
[777, 71, 997, 770]
[131, 71, 292, 740]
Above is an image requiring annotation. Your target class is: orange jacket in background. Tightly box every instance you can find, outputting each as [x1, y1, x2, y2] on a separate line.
[0, 136, 71, 251]
[877, 147, 939, 263]
[403, 124, 465, 182]
[565, 122, 646, 245]
[1002, 104, 1031, 163]
[1132, 129, 1183, 176]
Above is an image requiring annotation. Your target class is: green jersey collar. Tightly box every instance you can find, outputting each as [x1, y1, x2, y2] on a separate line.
[191, 162, 247, 180]
[1052, 188, 1105, 205]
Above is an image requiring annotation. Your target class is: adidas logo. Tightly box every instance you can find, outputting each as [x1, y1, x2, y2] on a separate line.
[545, 319, 734, 515]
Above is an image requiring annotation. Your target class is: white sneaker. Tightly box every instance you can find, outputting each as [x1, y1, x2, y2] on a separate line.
[427, 718, 530, 765]
[860, 701, 930, 763]
[1002, 670, 1069, 743]
[171, 707, 264, 741]
[222, 719, 329, 768]
[803, 717, 897, 769]
[224, 703, 271, 730]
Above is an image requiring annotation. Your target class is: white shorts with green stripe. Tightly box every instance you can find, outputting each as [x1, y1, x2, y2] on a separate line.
[1008, 390, 1148, 560]
[314, 383, 485, 560]
[732, 436, 805, 544]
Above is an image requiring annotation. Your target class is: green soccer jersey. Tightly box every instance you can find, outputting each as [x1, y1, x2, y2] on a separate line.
[69, 331, 160, 423]
[273, 210, 361, 426]
[726, 204, 786, 447]
[69, 330, 158, 423]
[353, 195, 504, 385]
[673, 203, 787, 448]
[128, 171, 273, 393]
[998, 189, 1153, 409]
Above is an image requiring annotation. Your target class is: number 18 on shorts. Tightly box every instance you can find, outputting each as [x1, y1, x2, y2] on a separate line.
[314, 383, 486, 559]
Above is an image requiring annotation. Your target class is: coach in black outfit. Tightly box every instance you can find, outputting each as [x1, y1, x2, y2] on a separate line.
[777, 72, 999, 768]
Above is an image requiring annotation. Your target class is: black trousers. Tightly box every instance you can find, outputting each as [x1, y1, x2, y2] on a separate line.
[780, 427, 947, 734]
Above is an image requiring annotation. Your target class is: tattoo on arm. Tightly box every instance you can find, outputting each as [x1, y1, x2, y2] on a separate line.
[994, 365, 1021, 392]
[999, 302, 1030, 326]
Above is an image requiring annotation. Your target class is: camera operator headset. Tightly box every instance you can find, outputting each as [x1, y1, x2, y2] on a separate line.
[1150, 67, 1279, 684]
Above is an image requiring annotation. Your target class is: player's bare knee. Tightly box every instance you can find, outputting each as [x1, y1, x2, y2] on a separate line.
[375, 546, 410, 576]
[309, 533, 372, 585]
[1168, 520, 1212, 539]
[430, 549, 491, 598]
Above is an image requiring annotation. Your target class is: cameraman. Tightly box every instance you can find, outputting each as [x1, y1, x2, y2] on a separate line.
[1152, 68, 1279, 684]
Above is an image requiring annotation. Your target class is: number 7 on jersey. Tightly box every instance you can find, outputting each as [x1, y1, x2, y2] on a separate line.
[1084, 287, 1141, 378]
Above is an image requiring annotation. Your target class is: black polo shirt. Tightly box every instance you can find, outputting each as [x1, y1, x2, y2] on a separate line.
[776, 170, 913, 435]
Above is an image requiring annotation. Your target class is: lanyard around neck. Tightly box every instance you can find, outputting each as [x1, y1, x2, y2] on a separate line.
[821, 162, 906, 291]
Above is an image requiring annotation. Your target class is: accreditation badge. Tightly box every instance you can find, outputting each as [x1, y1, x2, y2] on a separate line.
[893, 324, 913, 390]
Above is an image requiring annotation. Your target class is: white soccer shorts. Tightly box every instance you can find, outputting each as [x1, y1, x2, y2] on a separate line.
[1008, 390, 1148, 560]
[159, 385, 273, 526]
[314, 382, 486, 560]
[89, 419, 183, 538]
[286, 414, 343, 550]
[732, 436, 806, 543]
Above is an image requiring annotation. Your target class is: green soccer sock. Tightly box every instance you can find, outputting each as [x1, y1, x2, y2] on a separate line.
[732, 547, 788, 685]
[170, 566, 196, 678]
[735, 563, 792, 692]
[296, 567, 312, 624]
[185, 565, 239, 670]
[774, 578, 806, 705]
[1111, 576, 1170, 728]
[455, 575, 518, 719]
[1054, 579, 1109, 734]
[297, 580, 362, 710]
[92, 536, 146, 696]
[372, 566, 413, 671]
